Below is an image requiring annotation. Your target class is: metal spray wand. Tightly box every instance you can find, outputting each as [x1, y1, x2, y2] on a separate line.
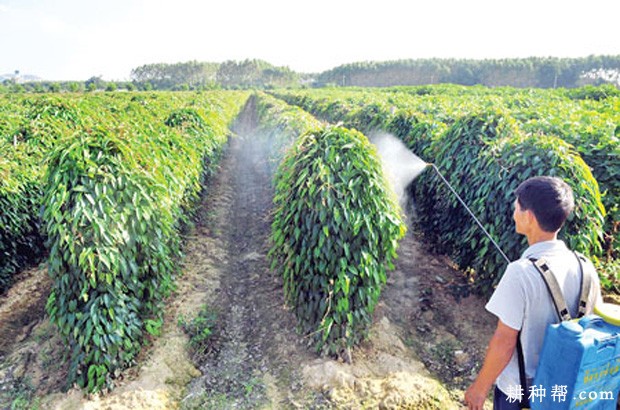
[425, 163, 511, 264]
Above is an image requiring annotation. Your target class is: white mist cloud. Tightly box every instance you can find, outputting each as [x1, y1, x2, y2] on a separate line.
[370, 132, 429, 210]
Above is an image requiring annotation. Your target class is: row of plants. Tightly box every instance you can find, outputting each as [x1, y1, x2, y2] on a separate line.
[322, 86, 619, 248]
[0, 91, 248, 391]
[0, 92, 246, 292]
[0, 96, 90, 292]
[416, 111, 605, 295]
[0, 137, 45, 291]
[270, 87, 616, 296]
[255, 93, 406, 356]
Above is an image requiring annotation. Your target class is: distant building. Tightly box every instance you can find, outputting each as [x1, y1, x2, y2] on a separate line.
[0, 72, 42, 83]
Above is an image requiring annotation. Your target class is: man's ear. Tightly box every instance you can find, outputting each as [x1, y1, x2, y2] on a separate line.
[525, 209, 538, 228]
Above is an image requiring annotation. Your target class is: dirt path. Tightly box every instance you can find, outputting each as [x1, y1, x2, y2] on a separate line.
[0, 265, 66, 409]
[384, 218, 497, 391]
[180, 114, 322, 409]
[0, 266, 50, 359]
[0, 106, 498, 409]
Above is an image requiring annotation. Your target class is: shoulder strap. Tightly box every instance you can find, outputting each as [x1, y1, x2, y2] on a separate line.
[575, 251, 591, 318]
[516, 333, 530, 408]
[529, 257, 572, 321]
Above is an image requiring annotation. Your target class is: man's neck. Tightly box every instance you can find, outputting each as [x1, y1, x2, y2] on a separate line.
[526, 231, 558, 246]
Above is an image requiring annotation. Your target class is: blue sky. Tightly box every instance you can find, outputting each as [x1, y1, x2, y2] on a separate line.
[1, 0, 619, 81]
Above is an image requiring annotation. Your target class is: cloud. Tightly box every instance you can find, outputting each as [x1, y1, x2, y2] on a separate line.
[38, 15, 70, 34]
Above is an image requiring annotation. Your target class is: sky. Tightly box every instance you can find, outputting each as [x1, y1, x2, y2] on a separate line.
[1, 0, 619, 81]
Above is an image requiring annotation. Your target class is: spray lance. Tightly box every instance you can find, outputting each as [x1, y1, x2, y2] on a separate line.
[371, 132, 510, 264]
[424, 163, 511, 264]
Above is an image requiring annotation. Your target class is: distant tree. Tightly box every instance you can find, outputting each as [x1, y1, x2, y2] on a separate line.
[130, 60, 219, 89]
[85, 76, 105, 91]
[216, 59, 298, 88]
[450, 62, 481, 85]
[67, 82, 83, 92]
[105, 82, 117, 92]
[125, 82, 136, 91]
[49, 82, 62, 93]
[10, 83, 25, 93]
[536, 59, 561, 88]
[173, 83, 190, 91]
[262, 66, 298, 88]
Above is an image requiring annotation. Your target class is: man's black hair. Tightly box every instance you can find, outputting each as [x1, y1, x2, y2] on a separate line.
[515, 176, 574, 233]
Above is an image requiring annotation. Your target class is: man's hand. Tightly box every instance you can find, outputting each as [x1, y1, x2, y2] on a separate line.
[464, 381, 490, 410]
[464, 320, 519, 409]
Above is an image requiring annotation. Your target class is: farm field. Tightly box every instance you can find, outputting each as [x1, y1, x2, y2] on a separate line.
[0, 87, 618, 409]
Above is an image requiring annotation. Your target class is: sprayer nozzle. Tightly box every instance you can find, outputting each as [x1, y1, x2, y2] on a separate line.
[426, 163, 433, 167]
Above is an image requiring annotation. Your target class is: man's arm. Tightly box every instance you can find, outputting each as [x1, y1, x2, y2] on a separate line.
[464, 319, 519, 410]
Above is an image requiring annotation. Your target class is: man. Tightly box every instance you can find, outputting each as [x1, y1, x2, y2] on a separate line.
[464, 176, 602, 410]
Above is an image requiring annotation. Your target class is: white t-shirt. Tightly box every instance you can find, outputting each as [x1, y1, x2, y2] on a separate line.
[486, 240, 602, 395]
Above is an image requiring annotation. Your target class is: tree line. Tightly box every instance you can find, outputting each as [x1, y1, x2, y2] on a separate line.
[0, 59, 302, 93]
[130, 59, 300, 90]
[2, 56, 619, 93]
[315, 56, 620, 88]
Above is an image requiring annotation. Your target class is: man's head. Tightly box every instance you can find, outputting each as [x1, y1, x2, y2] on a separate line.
[513, 176, 574, 234]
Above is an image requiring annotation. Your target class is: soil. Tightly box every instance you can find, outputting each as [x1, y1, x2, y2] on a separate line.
[0, 105, 501, 409]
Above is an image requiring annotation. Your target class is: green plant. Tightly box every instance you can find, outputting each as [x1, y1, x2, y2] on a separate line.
[40, 92, 247, 393]
[178, 305, 217, 359]
[565, 84, 620, 101]
[243, 377, 263, 397]
[43, 131, 162, 392]
[0, 96, 84, 292]
[597, 258, 620, 295]
[2, 377, 40, 410]
[164, 108, 208, 133]
[0, 163, 44, 291]
[269, 126, 406, 355]
[145, 318, 163, 337]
